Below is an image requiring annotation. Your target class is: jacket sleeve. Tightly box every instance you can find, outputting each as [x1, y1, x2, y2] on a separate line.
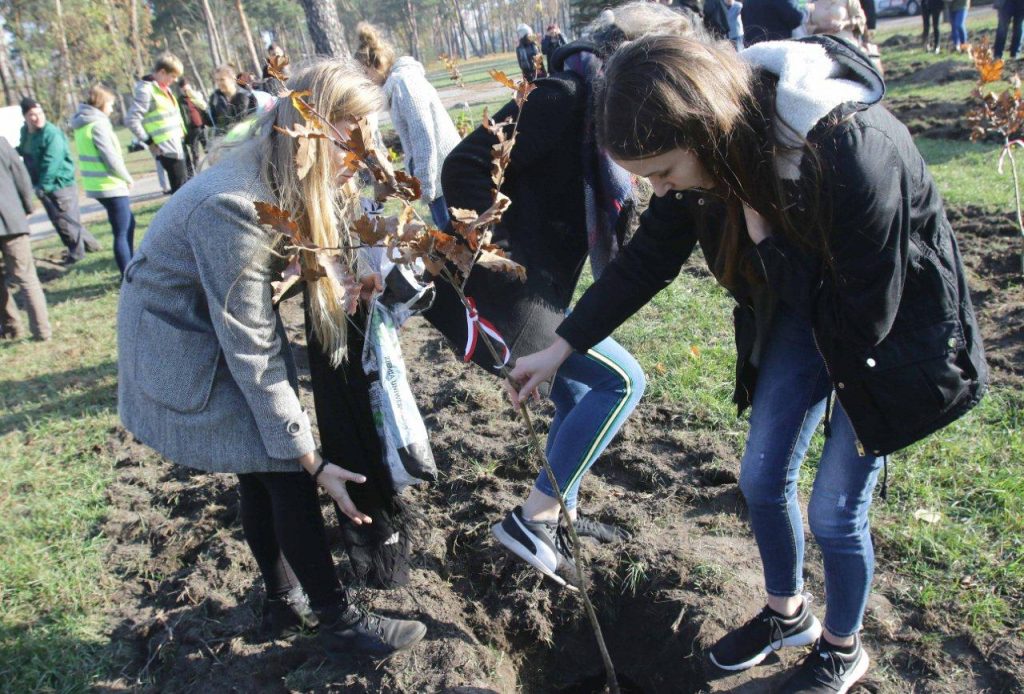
[392, 81, 443, 202]
[748, 124, 908, 351]
[4, 140, 34, 213]
[126, 80, 152, 143]
[556, 192, 700, 351]
[93, 120, 133, 184]
[188, 193, 316, 460]
[777, 0, 806, 29]
[440, 77, 582, 221]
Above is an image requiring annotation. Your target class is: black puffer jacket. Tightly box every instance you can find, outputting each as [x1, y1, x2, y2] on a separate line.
[558, 58, 987, 457]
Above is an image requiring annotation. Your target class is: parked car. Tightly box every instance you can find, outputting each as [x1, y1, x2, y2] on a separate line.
[876, 0, 920, 15]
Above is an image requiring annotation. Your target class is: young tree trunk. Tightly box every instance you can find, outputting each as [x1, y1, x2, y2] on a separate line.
[175, 21, 210, 96]
[449, 0, 481, 57]
[200, 0, 224, 67]
[405, 0, 421, 61]
[129, 0, 144, 77]
[235, 0, 263, 74]
[297, 0, 348, 57]
[53, 0, 77, 118]
[0, 26, 16, 104]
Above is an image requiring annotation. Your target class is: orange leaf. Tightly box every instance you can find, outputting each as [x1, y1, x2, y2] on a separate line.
[290, 91, 322, 129]
[394, 170, 422, 201]
[476, 245, 526, 281]
[254, 201, 300, 241]
[489, 69, 517, 90]
[267, 54, 289, 81]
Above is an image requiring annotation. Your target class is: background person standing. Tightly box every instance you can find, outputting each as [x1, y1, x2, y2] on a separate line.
[17, 97, 101, 265]
[127, 53, 189, 194]
[0, 136, 50, 341]
[72, 85, 136, 277]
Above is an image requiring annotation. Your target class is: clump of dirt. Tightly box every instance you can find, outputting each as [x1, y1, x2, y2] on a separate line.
[887, 97, 971, 139]
[96, 222, 1023, 691]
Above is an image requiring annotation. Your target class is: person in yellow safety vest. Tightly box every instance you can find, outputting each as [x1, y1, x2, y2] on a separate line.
[71, 85, 136, 277]
[127, 53, 189, 194]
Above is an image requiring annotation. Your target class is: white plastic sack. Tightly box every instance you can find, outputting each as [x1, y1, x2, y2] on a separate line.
[362, 298, 437, 491]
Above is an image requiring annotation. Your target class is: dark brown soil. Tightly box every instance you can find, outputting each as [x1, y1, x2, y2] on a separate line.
[94, 214, 1023, 692]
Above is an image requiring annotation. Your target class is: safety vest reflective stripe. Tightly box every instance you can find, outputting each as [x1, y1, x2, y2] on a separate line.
[73, 121, 124, 193]
[143, 82, 184, 145]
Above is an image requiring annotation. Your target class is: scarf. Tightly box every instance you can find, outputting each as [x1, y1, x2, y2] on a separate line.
[564, 50, 633, 278]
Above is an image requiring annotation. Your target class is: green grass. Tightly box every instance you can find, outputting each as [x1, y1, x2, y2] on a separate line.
[0, 202, 161, 692]
[425, 53, 521, 90]
[916, 137, 1019, 209]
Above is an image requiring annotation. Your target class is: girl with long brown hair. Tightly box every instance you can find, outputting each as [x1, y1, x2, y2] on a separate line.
[509, 34, 986, 692]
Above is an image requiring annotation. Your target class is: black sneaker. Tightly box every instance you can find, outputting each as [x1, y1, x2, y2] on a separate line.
[492, 506, 579, 590]
[574, 515, 632, 544]
[319, 604, 426, 659]
[260, 586, 318, 641]
[779, 635, 870, 694]
[708, 598, 822, 671]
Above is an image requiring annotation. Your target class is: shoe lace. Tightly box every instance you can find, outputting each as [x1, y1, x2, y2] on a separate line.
[806, 646, 850, 685]
[555, 525, 574, 558]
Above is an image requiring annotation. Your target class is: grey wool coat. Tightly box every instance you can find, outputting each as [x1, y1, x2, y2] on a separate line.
[117, 145, 315, 473]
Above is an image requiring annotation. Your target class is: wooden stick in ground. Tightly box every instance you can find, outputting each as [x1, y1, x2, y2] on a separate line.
[440, 268, 621, 694]
[1004, 138, 1024, 276]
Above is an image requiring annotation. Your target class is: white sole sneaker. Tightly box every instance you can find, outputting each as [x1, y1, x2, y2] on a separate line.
[708, 615, 823, 671]
[836, 649, 870, 694]
[492, 517, 577, 591]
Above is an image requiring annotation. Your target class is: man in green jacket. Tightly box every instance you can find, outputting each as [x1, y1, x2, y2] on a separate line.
[18, 97, 100, 264]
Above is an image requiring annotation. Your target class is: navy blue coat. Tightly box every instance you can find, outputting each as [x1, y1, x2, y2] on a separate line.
[742, 0, 804, 44]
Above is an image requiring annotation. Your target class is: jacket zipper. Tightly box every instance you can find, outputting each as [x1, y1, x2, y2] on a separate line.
[810, 325, 868, 457]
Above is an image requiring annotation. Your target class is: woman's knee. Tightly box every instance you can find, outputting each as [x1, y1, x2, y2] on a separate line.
[807, 489, 864, 541]
[738, 452, 783, 506]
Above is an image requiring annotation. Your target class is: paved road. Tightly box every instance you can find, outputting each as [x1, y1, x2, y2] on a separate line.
[29, 173, 165, 243]
[875, 4, 994, 30]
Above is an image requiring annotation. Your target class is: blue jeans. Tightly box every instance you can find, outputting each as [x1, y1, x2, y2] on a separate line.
[97, 196, 136, 276]
[429, 195, 450, 230]
[995, 0, 1024, 58]
[534, 335, 645, 509]
[738, 307, 882, 637]
[950, 8, 968, 47]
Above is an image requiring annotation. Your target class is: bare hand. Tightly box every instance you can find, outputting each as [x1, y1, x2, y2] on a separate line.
[743, 203, 772, 244]
[299, 451, 372, 524]
[505, 337, 574, 407]
[359, 272, 383, 305]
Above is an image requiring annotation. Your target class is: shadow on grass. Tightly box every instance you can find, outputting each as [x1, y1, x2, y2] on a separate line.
[0, 622, 105, 692]
[0, 361, 117, 436]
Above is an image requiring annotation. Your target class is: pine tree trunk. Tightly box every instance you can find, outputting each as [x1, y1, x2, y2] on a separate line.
[0, 26, 16, 104]
[405, 0, 421, 61]
[297, 0, 348, 57]
[235, 0, 263, 74]
[129, 0, 144, 77]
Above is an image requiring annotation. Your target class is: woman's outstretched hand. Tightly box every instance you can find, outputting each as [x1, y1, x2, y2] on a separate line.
[505, 337, 574, 407]
[299, 451, 373, 525]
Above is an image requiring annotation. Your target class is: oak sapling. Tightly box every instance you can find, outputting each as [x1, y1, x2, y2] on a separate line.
[967, 36, 1024, 275]
[253, 60, 623, 694]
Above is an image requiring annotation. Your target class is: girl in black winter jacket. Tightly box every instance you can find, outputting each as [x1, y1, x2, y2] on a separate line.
[509, 35, 986, 693]
[426, 3, 699, 588]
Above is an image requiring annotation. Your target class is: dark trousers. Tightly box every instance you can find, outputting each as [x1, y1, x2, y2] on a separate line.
[995, 0, 1024, 58]
[39, 186, 100, 260]
[923, 6, 942, 49]
[97, 196, 136, 276]
[156, 155, 188, 194]
[237, 470, 347, 616]
[183, 129, 208, 178]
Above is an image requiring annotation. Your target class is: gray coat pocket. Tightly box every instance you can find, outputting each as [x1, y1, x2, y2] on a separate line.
[136, 309, 220, 414]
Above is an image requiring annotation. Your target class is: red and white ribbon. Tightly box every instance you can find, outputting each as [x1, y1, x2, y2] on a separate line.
[463, 297, 510, 367]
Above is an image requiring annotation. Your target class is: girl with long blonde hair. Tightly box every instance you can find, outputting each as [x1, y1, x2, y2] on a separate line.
[117, 60, 427, 659]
